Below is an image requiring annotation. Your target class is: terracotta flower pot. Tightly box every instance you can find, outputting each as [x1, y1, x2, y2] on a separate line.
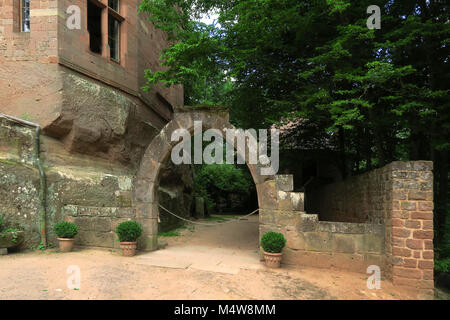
[264, 251, 282, 268]
[120, 241, 137, 257]
[58, 238, 75, 252]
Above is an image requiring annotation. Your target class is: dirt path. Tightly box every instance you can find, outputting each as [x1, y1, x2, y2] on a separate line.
[0, 215, 419, 300]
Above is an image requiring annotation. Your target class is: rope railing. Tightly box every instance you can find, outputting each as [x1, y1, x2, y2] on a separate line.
[158, 204, 259, 226]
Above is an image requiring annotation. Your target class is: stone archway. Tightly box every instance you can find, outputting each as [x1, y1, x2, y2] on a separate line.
[133, 105, 299, 251]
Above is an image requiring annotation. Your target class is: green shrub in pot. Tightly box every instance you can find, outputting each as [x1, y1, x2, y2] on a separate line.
[54, 221, 78, 252]
[115, 221, 143, 257]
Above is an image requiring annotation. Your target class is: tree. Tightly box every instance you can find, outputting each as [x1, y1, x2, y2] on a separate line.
[140, 0, 450, 253]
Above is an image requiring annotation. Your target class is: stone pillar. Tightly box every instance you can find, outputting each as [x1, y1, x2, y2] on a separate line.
[388, 161, 434, 296]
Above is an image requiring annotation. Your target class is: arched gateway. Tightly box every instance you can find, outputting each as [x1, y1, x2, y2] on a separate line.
[133, 105, 301, 251]
[132, 106, 434, 296]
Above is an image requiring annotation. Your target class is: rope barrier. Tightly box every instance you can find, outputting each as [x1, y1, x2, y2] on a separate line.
[158, 204, 259, 226]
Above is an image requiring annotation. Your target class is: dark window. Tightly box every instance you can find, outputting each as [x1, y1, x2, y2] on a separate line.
[107, 0, 122, 62]
[87, 1, 102, 54]
[108, 0, 120, 12]
[108, 17, 120, 61]
[21, 0, 30, 32]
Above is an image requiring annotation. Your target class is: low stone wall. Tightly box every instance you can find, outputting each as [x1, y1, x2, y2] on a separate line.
[63, 205, 135, 249]
[259, 162, 434, 296]
[260, 210, 385, 273]
[306, 166, 389, 224]
[283, 221, 385, 272]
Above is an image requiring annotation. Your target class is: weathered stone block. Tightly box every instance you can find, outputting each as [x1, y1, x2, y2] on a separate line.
[286, 231, 305, 250]
[141, 218, 158, 236]
[330, 252, 365, 272]
[332, 234, 356, 254]
[275, 174, 293, 192]
[115, 191, 133, 207]
[260, 209, 301, 227]
[136, 159, 163, 183]
[113, 207, 135, 219]
[62, 205, 78, 217]
[298, 213, 319, 232]
[76, 230, 114, 248]
[304, 232, 332, 252]
[282, 248, 332, 268]
[143, 136, 171, 164]
[256, 180, 278, 209]
[355, 234, 384, 253]
[133, 179, 156, 203]
[135, 202, 158, 219]
[138, 234, 158, 251]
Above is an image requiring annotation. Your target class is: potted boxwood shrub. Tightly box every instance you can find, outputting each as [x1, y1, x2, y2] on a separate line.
[115, 221, 142, 257]
[261, 232, 286, 268]
[0, 215, 25, 254]
[54, 221, 78, 252]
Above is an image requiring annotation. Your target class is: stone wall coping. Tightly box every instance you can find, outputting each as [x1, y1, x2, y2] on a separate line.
[317, 221, 385, 235]
[173, 105, 230, 113]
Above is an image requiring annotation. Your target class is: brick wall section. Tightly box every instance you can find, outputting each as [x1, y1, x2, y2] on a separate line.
[307, 166, 388, 224]
[387, 161, 434, 295]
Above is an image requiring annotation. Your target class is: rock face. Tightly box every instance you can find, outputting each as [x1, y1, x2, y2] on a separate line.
[0, 61, 169, 168]
[0, 96, 194, 248]
[44, 69, 165, 167]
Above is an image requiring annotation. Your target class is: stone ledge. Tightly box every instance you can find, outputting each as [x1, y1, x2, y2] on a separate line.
[317, 221, 384, 235]
[62, 205, 135, 218]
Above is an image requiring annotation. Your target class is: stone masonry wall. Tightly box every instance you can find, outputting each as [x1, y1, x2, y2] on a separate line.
[307, 166, 388, 224]
[0, 114, 139, 248]
[302, 161, 434, 295]
[387, 161, 434, 295]
[0, 0, 58, 62]
[259, 175, 385, 274]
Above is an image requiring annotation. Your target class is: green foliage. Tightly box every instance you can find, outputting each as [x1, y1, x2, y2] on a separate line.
[435, 258, 450, 273]
[115, 221, 143, 242]
[0, 215, 3, 232]
[0, 228, 20, 243]
[54, 222, 78, 239]
[141, 0, 450, 247]
[261, 232, 286, 253]
[158, 231, 180, 237]
[194, 164, 253, 210]
[29, 242, 46, 251]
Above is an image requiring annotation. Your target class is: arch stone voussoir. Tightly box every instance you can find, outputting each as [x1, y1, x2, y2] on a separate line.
[133, 178, 157, 203]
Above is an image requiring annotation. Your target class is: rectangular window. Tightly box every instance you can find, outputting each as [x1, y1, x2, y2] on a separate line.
[108, 17, 120, 62]
[87, 0, 103, 54]
[108, 0, 120, 12]
[21, 0, 30, 32]
[108, 0, 124, 62]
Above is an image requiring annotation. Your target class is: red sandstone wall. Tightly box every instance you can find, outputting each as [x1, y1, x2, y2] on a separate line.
[387, 161, 434, 296]
[0, 0, 58, 61]
[305, 161, 434, 295]
[57, 0, 182, 119]
[0, 0, 183, 121]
